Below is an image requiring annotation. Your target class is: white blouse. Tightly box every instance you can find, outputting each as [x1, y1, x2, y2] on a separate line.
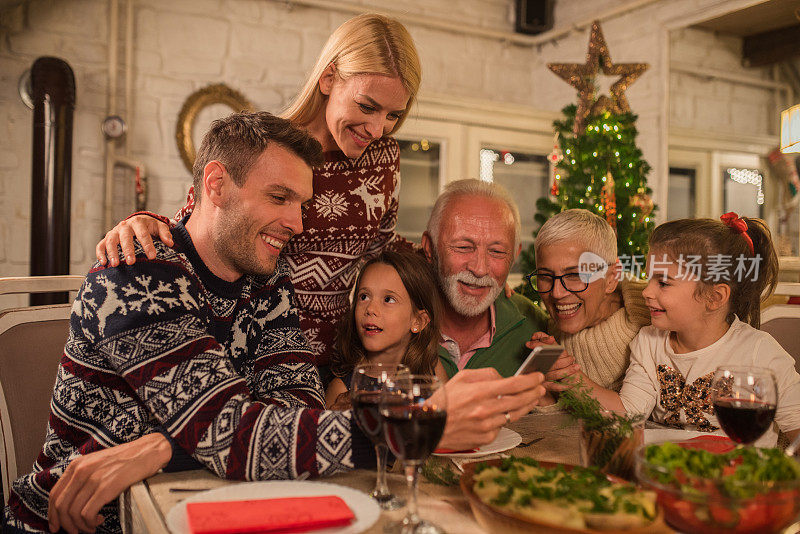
[619, 317, 800, 445]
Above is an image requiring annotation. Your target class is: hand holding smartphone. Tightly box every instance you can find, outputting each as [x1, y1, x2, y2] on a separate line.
[514, 345, 565, 377]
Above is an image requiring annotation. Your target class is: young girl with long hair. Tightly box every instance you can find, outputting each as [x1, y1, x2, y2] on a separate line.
[569, 213, 800, 444]
[325, 251, 448, 408]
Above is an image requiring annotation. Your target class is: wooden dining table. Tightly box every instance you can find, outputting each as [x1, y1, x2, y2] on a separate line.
[120, 411, 800, 534]
[120, 412, 585, 533]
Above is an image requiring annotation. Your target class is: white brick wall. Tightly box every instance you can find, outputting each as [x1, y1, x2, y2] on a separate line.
[0, 0, 783, 300]
[669, 27, 777, 137]
[530, 0, 781, 221]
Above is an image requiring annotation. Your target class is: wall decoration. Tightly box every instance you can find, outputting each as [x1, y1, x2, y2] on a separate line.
[176, 83, 254, 173]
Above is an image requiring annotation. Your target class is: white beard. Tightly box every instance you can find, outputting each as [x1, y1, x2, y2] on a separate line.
[439, 270, 502, 317]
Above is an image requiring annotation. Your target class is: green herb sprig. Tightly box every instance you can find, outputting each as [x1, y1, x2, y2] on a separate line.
[421, 458, 460, 486]
[558, 382, 644, 479]
[557, 381, 642, 433]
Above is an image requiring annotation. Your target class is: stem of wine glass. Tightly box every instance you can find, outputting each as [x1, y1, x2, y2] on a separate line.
[403, 461, 421, 526]
[372, 443, 390, 498]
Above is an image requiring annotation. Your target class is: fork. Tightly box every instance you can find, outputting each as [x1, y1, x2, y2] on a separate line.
[519, 437, 545, 447]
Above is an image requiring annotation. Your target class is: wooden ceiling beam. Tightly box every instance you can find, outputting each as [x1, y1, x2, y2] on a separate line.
[743, 24, 800, 67]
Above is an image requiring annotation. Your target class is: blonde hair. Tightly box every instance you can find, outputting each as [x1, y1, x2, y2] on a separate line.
[282, 13, 421, 133]
[535, 209, 617, 264]
[427, 179, 521, 249]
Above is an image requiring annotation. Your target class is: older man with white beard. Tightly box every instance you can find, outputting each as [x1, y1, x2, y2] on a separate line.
[421, 179, 549, 378]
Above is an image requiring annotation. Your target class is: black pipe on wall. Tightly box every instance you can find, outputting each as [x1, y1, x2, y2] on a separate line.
[29, 57, 75, 306]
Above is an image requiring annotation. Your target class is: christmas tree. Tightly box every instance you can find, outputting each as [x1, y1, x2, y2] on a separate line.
[517, 21, 657, 301]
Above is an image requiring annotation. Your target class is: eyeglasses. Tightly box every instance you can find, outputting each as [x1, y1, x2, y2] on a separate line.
[525, 272, 589, 294]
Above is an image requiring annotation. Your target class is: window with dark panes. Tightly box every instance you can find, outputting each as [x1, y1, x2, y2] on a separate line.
[479, 148, 549, 273]
[667, 167, 696, 220]
[396, 139, 441, 243]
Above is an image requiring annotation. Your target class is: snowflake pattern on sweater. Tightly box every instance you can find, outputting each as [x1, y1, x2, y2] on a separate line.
[5, 223, 369, 533]
[167, 138, 415, 372]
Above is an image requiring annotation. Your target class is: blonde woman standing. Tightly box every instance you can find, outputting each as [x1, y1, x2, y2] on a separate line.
[96, 14, 421, 381]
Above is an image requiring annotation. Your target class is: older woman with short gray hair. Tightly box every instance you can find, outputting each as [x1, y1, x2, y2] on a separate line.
[531, 209, 650, 391]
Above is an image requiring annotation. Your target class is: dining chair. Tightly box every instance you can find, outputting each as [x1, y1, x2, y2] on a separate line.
[761, 304, 800, 373]
[0, 275, 83, 505]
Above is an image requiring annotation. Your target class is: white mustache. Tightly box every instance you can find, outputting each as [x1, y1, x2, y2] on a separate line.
[453, 271, 498, 289]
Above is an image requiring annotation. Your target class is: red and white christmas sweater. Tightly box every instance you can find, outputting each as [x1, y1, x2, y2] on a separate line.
[149, 137, 415, 374]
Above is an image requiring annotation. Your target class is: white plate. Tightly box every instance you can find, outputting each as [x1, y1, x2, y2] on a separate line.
[165, 480, 380, 534]
[433, 427, 522, 458]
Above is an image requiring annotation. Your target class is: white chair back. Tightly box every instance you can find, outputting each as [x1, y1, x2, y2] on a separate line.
[0, 275, 83, 505]
[761, 304, 800, 374]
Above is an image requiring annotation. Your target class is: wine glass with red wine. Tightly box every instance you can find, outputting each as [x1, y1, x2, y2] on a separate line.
[351, 363, 409, 510]
[380, 374, 447, 534]
[711, 366, 777, 446]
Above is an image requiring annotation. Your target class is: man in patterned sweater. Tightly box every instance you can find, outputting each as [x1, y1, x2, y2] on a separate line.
[4, 112, 375, 533]
[5, 113, 549, 534]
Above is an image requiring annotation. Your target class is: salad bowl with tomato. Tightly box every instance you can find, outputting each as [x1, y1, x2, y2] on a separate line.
[636, 439, 800, 534]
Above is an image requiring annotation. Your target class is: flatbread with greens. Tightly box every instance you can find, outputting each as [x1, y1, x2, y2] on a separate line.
[472, 457, 656, 530]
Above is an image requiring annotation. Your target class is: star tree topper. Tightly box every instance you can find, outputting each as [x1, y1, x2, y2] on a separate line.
[548, 20, 649, 134]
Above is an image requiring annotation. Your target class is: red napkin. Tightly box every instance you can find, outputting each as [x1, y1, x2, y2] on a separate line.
[678, 435, 737, 454]
[434, 448, 478, 454]
[186, 495, 355, 534]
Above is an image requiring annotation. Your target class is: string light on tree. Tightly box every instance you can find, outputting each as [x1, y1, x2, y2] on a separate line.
[518, 20, 657, 299]
[547, 20, 648, 135]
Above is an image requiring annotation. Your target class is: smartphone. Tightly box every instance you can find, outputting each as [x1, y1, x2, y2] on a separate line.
[514, 345, 564, 376]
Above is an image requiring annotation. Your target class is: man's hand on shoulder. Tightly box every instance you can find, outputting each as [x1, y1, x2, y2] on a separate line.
[48, 433, 172, 534]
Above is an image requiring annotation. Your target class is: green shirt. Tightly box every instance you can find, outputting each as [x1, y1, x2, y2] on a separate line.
[438, 292, 549, 378]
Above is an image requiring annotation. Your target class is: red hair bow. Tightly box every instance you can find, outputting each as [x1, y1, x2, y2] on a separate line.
[720, 212, 754, 254]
